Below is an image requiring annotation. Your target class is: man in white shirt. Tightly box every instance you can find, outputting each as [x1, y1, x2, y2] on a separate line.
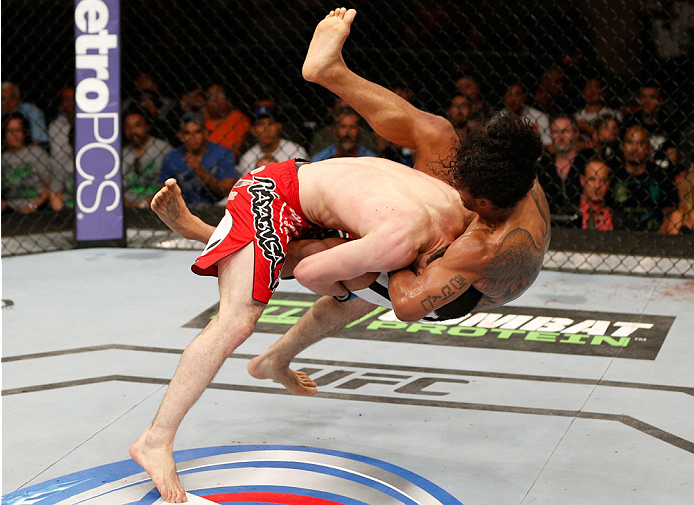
[500, 83, 551, 147]
[237, 101, 308, 176]
[573, 78, 621, 136]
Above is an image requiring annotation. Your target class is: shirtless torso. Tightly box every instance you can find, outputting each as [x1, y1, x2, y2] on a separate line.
[453, 180, 550, 310]
[283, 157, 469, 299]
[292, 151, 550, 320]
[299, 157, 470, 256]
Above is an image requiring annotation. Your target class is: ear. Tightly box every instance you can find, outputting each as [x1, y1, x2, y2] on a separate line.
[477, 197, 490, 207]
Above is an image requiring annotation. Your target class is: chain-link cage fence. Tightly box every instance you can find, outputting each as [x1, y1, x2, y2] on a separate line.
[2, 0, 693, 276]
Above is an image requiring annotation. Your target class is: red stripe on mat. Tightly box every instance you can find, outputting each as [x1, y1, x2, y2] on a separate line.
[203, 492, 346, 504]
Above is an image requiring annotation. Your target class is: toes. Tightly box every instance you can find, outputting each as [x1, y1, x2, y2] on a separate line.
[345, 8, 357, 23]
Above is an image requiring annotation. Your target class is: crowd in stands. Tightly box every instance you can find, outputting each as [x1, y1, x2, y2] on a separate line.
[1, 67, 692, 236]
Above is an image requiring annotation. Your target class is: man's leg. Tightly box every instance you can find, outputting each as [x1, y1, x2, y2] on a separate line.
[303, 8, 453, 163]
[151, 178, 216, 243]
[247, 296, 376, 395]
[130, 243, 264, 503]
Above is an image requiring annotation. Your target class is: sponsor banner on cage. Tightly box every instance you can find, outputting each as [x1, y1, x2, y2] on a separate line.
[186, 292, 675, 360]
[74, 0, 123, 241]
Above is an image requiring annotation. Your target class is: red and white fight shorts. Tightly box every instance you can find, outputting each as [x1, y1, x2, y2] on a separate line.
[192, 159, 315, 303]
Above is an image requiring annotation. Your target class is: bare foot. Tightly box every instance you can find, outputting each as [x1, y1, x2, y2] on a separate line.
[151, 179, 212, 243]
[248, 353, 318, 396]
[130, 429, 187, 503]
[151, 179, 192, 234]
[302, 7, 357, 83]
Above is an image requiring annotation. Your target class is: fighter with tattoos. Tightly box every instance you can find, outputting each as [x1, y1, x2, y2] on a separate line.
[148, 8, 551, 403]
[248, 8, 551, 395]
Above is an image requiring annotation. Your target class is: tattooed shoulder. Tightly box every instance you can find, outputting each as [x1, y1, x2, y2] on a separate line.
[477, 228, 543, 302]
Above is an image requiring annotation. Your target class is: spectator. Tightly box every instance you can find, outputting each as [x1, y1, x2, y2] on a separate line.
[255, 155, 278, 169]
[179, 81, 206, 114]
[591, 115, 622, 169]
[49, 87, 74, 165]
[122, 73, 176, 143]
[574, 78, 621, 137]
[160, 112, 238, 205]
[250, 97, 305, 148]
[122, 110, 172, 208]
[311, 107, 378, 161]
[611, 125, 678, 231]
[162, 80, 207, 147]
[1, 112, 62, 213]
[1, 81, 49, 148]
[237, 101, 307, 177]
[309, 97, 379, 157]
[501, 83, 551, 146]
[534, 66, 569, 116]
[446, 94, 474, 136]
[578, 159, 614, 231]
[48, 87, 75, 207]
[537, 115, 595, 224]
[623, 85, 679, 175]
[659, 167, 694, 234]
[454, 74, 486, 119]
[204, 84, 251, 159]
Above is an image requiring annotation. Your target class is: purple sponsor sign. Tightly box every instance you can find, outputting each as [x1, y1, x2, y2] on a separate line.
[74, 0, 123, 242]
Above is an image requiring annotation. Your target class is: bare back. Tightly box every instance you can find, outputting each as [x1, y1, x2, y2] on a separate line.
[297, 157, 471, 260]
[466, 180, 551, 310]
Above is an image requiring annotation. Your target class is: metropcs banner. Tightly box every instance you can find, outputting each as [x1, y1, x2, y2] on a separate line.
[74, 0, 123, 242]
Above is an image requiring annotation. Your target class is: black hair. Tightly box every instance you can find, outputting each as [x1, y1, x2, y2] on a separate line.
[2, 111, 32, 147]
[449, 93, 471, 103]
[122, 105, 150, 124]
[595, 114, 621, 130]
[583, 157, 612, 180]
[453, 114, 542, 209]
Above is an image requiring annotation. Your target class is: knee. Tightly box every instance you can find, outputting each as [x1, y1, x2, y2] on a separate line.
[210, 312, 258, 352]
[215, 313, 256, 335]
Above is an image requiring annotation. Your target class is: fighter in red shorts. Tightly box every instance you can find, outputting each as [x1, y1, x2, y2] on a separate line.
[191, 159, 317, 303]
[132, 127, 547, 501]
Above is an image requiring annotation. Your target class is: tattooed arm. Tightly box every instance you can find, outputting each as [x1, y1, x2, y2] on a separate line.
[388, 234, 486, 321]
